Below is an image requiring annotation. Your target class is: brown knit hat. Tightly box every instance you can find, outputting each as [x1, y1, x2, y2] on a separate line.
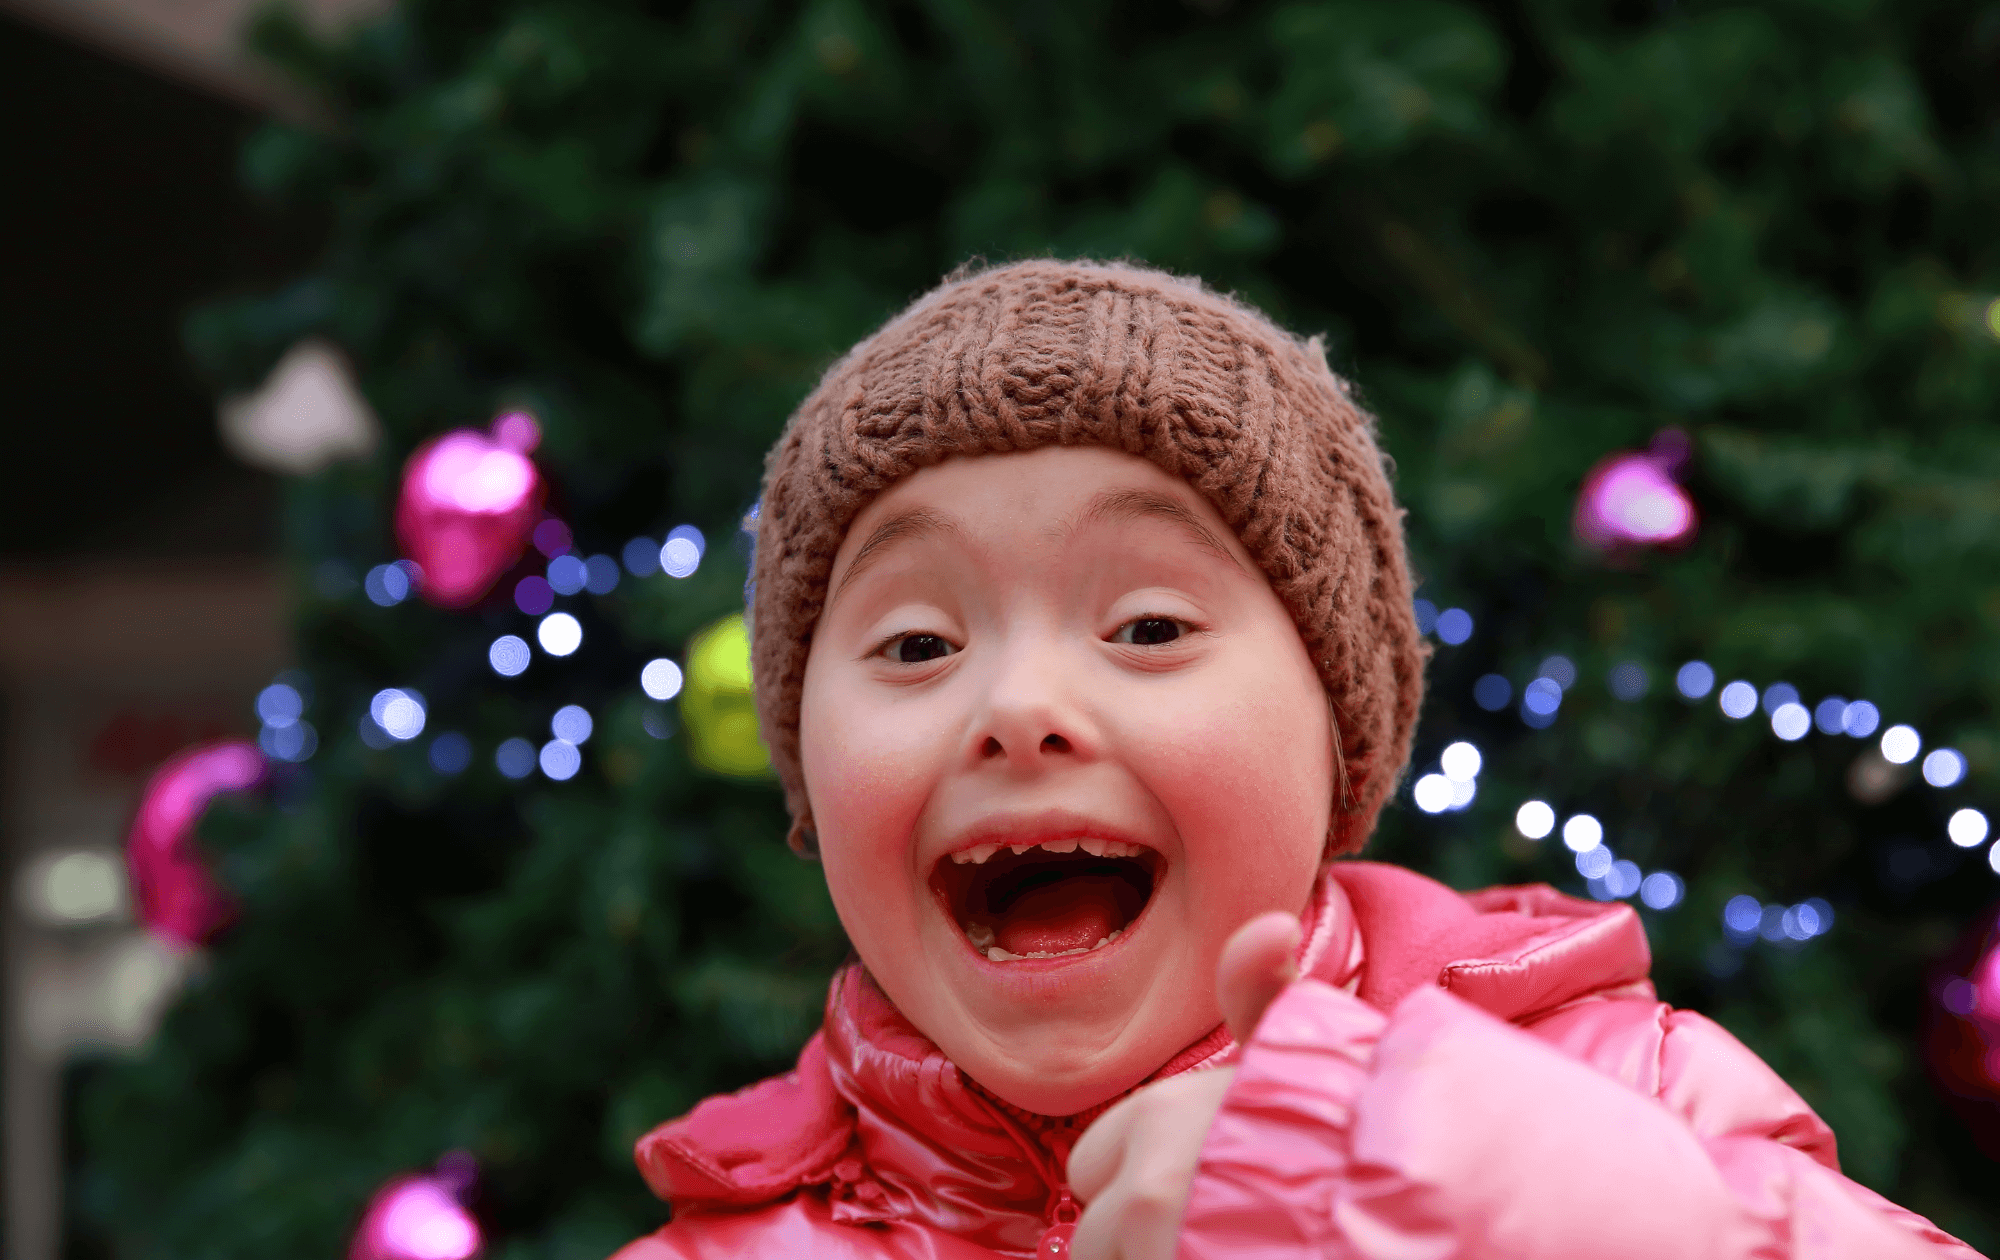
[748, 259, 1427, 859]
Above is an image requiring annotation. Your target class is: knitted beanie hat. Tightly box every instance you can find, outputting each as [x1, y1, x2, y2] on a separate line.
[749, 259, 1427, 859]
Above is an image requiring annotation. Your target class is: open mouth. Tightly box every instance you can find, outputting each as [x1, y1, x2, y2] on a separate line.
[933, 838, 1160, 962]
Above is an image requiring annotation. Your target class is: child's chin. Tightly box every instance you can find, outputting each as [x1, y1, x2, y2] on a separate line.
[944, 1001, 1199, 1118]
[961, 1048, 1152, 1118]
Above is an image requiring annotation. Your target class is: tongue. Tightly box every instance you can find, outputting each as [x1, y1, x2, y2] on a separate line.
[994, 875, 1127, 956]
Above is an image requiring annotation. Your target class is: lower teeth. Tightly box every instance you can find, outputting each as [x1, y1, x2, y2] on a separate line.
[973, 928, 1122, 962]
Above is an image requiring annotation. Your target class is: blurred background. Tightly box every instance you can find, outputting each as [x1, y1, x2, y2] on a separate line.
[2, 0, 1998, 1256]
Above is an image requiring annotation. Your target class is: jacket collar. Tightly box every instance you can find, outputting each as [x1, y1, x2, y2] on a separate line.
[635, 862, 1649, 1248]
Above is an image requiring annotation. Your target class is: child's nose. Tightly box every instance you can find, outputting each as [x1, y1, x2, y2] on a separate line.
[967, 653, 1099, 772]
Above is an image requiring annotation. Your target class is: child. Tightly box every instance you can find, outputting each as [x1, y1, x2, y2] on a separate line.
[613, 260, 1982, 1260]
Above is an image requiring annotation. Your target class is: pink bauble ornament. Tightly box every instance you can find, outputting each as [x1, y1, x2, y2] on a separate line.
[126, 740, 265, 947]
[396, 413, 545, 609]
[1927, 902, 2000, 1157]
[350, 1157, 482, 1260]
[1573, 430, 1698, 550]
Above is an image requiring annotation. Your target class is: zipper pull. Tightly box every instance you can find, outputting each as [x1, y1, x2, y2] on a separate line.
[1037, 1189, 1080, 1259]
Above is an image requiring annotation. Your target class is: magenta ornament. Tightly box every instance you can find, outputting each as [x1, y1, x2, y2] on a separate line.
[1572, 430, 1698, 551]
[126, 740, 265, 947]
[349, 1159, 482, 1260]
[396, 414, 545, 609]
[1927, 903, 2000, 1157]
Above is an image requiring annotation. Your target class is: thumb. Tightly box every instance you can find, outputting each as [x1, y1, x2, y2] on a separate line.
[1217, 911, 1301, 1044]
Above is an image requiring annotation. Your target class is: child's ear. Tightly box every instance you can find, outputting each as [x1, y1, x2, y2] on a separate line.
[788, 813, 821, 860]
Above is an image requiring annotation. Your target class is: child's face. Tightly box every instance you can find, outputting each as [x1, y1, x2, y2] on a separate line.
[799, 445, 1334, 1116]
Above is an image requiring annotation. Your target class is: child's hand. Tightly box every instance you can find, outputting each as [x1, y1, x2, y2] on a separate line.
[1067, 911, 1302, 1260]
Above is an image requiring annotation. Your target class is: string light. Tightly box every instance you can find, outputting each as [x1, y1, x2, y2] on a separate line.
[547, 554, 588, 595]
[537, 612, 582, 656]
[583, 554, 620, 594]
[496, 739, 535, 779]
[1842, 700, 1880, 737]
[1880, 724, 1922, 765]
[1435, 608, 1473, 645]
[1640, 871, 1685, 910]
[1440, 741, 1482, 781]
[1923, 749, 1967, 788]
[1949, 808, 1990, 849]
[1761, 682, 1800, 715]
[640, 659, 684, 701]
[1608, 661, 1649, 701]
[489, 635, 531, 677]
[661, 524, 706, 579]
[551, 705, 593, 744]
[1719, 681, 1758, 719]
[1675, 660, 1715, 699]
[428, 733, 472, 775]
[623, 535, 661, 576]
[539, 740, 582, 781]
[1771, 703, 1811, 741]
[1514, 800, 1555, 839]
[369, 689, 427, 742]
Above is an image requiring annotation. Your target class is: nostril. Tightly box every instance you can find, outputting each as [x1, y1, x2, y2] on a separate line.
[1041, 733, 1070, 753]
[982, 736, 1004, 758]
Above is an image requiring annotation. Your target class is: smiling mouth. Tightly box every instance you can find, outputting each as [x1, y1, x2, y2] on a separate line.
[934, 838, 1160, 962]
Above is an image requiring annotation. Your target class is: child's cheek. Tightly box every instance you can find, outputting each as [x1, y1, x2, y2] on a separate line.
[802, 694, 940, 872]
[1127, 672, 1332, 895]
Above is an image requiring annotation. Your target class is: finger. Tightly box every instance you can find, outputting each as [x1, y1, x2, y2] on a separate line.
[1218, 910, 1301, 1044]
[1068, 1185, 1123, 1260]
[1067, 1091, 1141, 1202]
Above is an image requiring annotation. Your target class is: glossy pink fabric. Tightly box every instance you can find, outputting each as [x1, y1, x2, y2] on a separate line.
[615, 863, 1982, 1260]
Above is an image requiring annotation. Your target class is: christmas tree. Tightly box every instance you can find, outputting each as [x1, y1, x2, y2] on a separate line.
[72, 0, 2000, 1254]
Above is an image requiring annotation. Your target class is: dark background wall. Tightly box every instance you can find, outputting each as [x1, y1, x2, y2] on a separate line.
[0, 11, 320, 561]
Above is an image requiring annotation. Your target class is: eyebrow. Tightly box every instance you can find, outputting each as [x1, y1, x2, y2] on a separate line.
[828, 507, 965, 608]
[1061, 487, 1246, 571]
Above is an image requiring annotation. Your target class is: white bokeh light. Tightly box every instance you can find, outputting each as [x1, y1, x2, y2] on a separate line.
[1576, 846, 1614, 879]
[1523, 678, 1563, 716]
[660, 524, 706, 579]
[641, 658, 684, 701]
[1514, 800, 1555, 840]
[539, 739, 582, 781]
[1675, 660, 1715, 699]
[370, 688, 426, 741]
[1842, 700, 1880, 738]
[1439, 741, 1482, 782]
[1723, 895, 1762, 936]
[489, 634, 531, 677]
[1562, 814, 1604, 853]
[551, 705, 593, 744]
[1922, 748, 1967, 788]
[1880, 724, 1921, 765]
[259, 721, 318, 762]
[537, 612, 583, 656]
[1948, 808, 1990, 849]
[1448, 778, 1477, 810]
[1718, 681, 1758, 720]
[255, 683, 303, 727]
[1770, 703, 1811, 742]
[1639, 871, 1685, 911]
[1605, 859, 1641, 898]
[1413, 774, 1454, 814]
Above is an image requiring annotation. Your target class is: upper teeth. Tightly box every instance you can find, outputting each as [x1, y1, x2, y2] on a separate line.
[948, 838, 1145, 864]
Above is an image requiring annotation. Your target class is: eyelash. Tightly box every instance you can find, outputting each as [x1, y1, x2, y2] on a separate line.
[874, 615, 1198, 664]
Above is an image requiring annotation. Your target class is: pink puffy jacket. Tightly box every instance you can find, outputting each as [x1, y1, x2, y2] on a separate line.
[613, 862, 1984, 1259]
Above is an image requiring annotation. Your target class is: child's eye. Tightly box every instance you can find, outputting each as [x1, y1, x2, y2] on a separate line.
[882, 633, 957, 663]
[1112, 617, 1188, 646]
